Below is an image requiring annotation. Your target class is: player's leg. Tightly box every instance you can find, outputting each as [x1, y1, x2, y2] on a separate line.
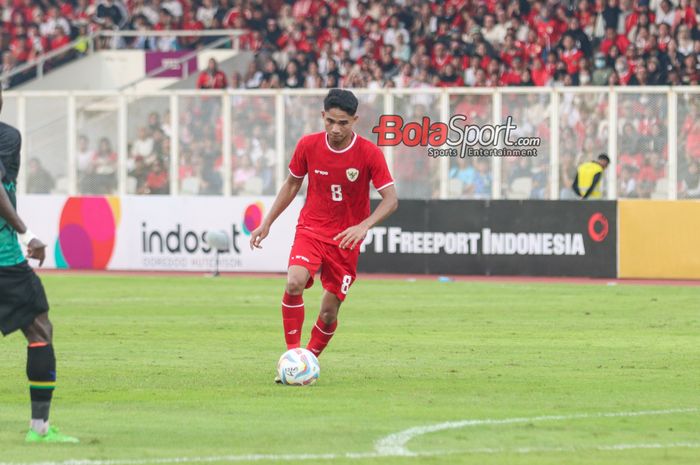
[282, 265, 311, 349]
[307, 245, 359, 357]
[22, 312, 54, 434]
[283, 234, 322, 350]
[306, 291, 341, 357]
[22, 312, 77, 443]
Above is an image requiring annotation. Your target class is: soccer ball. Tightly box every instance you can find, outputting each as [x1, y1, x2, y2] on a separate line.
[277, 348, 320, 386]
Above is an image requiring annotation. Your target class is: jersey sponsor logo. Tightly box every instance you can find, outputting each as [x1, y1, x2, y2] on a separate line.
[346, 168, 359, 182]
[314, 169, 329, 176]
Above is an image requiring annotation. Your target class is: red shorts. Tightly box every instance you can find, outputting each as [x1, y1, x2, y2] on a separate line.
[288, 232, 360, 301]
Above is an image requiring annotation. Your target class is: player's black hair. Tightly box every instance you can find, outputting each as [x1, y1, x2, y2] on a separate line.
[324, 89, 358, 116]
[598, 153, 610, 163]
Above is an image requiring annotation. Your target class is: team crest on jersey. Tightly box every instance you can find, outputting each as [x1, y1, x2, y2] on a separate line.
[346, 168, 359, 182]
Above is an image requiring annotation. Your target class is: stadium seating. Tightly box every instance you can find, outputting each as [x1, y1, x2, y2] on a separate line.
[3, 0, 698, 199]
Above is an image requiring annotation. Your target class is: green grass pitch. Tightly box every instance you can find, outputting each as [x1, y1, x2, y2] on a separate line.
[1, 274, 699, 465]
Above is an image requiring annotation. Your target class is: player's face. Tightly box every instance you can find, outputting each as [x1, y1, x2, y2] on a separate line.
[322, 108, 358, 147]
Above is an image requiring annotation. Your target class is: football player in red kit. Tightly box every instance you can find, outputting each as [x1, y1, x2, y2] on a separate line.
[249, 89, 398, 367]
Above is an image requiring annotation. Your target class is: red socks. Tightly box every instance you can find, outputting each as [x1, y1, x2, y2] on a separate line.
[306, 317, 337, 357]
[282, 292, 338, 356]
[282, 292, 304, 349]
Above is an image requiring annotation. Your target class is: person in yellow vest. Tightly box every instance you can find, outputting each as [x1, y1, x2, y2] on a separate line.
[573, 154, 610, 199]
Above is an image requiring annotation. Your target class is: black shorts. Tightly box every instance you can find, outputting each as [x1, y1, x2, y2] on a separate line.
[0, 261, 49, 336]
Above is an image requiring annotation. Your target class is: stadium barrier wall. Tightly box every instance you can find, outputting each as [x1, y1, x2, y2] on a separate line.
[19, 195, 302, 272]
[19, 194, 700, 280]
[359, 200, 617, 278]
[618, 200, 700, 279]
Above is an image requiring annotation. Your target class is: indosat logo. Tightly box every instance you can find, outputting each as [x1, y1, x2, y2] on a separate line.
[140, 202, 264, 255]
[55, 197, 120, 269]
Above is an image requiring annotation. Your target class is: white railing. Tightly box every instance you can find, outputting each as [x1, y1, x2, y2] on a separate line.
[2, 86, 699, 200]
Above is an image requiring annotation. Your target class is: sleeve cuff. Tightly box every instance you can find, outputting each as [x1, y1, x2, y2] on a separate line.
[288, 168, 305, 179]
[375, 181, 395, 191]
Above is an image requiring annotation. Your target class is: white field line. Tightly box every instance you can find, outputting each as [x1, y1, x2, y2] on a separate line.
[4, 442, 700, 465]
[447, 442, 700, 455]
[1, 408, 697, 465]
[374, 407, 699, 455]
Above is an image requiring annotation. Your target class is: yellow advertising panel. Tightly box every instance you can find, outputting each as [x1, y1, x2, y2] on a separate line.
[619, 200, 700, 279]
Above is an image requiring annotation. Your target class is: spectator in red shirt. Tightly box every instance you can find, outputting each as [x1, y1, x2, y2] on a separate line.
[523, 29, 544, 61]
[560, 35, 584, 74]
[533, 5, 558, 47]
[145, 159, 169, 195]
[500, 57, 522, 86]
[196, 58, 227, 89]
[545, 50, 559, 75]
[626, 2, 655, 36]
[577, 0, 595, 31]
[531, 58, 551, 85]
[500, 35, 523, 67]
[431, 42, 452, 71]
[350, 1, 370, 32]
[439, 63, 465, 86]
[49, 27, 70, 51]
[25, 24, 48, 56]
[9, 33, 30, 63]
[180, 10, 204, 48]
[600, 26, 630, 55]
[674, 0, 697, 29]
[614, 56, 633, 83]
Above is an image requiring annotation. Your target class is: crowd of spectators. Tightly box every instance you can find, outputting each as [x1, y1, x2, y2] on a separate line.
[3, 0, 699, 198]
[122, 99, 275, 195]
[3, 0, 698, 90]
[186, 0, 700, 91]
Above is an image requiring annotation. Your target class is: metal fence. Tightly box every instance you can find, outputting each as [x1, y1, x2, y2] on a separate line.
[2, 87, 699, 199]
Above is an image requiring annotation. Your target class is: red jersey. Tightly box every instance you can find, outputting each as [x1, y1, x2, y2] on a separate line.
[288, 132, 394, 245]
[196, 70, 227, 89]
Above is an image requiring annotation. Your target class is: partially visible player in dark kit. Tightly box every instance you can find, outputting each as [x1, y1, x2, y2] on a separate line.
[0, 88, 78, 443]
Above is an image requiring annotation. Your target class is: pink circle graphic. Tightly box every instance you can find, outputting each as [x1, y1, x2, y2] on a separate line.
[243, 202, 264, 235]
[56, 197, 119, 269]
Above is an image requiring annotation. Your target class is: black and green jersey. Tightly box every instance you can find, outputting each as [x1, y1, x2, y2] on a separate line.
[0, 121, 24, 267]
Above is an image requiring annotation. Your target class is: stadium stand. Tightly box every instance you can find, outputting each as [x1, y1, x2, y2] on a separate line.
[2, 1, 697, 90]
[1, 0, 698, 198]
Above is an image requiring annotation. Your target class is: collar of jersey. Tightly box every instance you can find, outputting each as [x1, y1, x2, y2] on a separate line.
[325, 132, 357, 154]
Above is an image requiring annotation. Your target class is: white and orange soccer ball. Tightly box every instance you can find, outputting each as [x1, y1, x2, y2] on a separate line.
[277, 348, 320, 386]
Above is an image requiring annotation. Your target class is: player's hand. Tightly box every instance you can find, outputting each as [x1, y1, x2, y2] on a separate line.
[27, 238, 46, 267]
[249, 224, 270, 250]
[334, 223, 369, 250]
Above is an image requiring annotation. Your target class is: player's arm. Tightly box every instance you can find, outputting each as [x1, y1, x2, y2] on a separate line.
[335, 185, 398, 250]
[249, 174, 304, 250]
[582, 172, 602, 199]
[571, 173, 582, 197]
[0, 161, 47, 265]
